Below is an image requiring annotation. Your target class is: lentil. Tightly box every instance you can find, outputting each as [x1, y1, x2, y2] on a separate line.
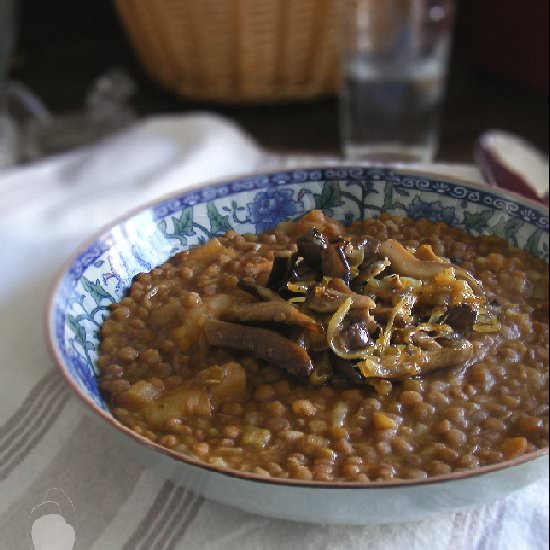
[98, 213, 549, 482]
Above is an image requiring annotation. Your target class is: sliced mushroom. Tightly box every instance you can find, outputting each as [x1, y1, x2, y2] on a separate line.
[304, 330, 330, 352]
[204, 320, 314, 378]
[345, 245, 365, 271]
[411, 331, 444, 351]
[309, 351, 334, 385]
[237, 280, 286, 302]
[267, 253, 298, 293]
[352, 254, 391, 288]
[379, 239, 449, 280]
[321, 243, 351, 282]
[444, 304, 478, 334]
[331, 355, 366, 385]
[326, 296, 379, 362]
[373, 306, 414, 329]
[356, 338, 474, 381]
[222, 301, 321, 332]
[340, 321, 372, 351]
[326, 277, 352, 293]
[414, 244, 446, 263]
[304, 285, 375, 313]
[393, 318, 454, 346]
[352, 236, 381, 257]
[297, 228, 327, 269]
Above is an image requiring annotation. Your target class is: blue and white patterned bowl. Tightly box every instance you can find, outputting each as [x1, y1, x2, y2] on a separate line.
[47, 167, 549, 524]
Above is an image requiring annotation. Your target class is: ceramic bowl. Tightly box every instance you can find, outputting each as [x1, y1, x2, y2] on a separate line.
[47, 167, 549, 525]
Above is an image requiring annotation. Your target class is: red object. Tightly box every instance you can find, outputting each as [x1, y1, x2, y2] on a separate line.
[456, 0, 549, 94]
[476, 146, 544, 203]
[475, 131, 549, 205]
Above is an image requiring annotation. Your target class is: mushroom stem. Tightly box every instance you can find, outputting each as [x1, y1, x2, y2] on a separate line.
[379, 239, 449, 280]
[356, 339, 474, 381]
[223, 302, 321, 332]
[204, 320, 314, 378]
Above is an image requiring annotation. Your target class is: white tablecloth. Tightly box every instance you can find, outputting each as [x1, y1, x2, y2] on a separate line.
[0, 114, 547, 550]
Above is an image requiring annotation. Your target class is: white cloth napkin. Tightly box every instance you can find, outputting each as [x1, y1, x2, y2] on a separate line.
[0, 113, 547, 550]
[0, 113, 262, 240]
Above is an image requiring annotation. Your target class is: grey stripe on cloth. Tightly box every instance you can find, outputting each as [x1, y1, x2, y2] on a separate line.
[161, 494, 204, 550]
[123, 480, 204, 550]
[122, 480, 175, 550]
[0, 369, 60, 441]
[0, 371, 65, 456]
[0, 414, 143, 550]
[155, 490, 202, 550]
[139, 486, 189, 550]
[0, 377, 69, 481]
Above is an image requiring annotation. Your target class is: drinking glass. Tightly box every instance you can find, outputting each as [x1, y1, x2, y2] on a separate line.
[340, 0, 455, 163]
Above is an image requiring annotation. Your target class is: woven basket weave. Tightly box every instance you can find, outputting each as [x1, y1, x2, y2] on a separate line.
[115, 0, 341, 103]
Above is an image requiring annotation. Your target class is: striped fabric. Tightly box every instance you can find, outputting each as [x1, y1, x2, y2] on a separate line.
[0, 141, 547, 549]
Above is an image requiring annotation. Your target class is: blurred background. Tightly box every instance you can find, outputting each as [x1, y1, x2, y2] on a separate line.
[4, 0, 549, 163]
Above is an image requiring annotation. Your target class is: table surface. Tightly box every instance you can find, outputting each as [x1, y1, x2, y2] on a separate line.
[8, 0, 549, 164]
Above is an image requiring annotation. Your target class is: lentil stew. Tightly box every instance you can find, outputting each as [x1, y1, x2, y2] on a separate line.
[97, 211, 549, 482]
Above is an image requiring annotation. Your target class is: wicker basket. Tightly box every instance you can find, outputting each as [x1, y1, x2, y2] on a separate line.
[115, 0, 341, 103]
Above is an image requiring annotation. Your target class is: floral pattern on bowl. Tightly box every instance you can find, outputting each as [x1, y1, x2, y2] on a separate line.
[48, 167, 549, 412]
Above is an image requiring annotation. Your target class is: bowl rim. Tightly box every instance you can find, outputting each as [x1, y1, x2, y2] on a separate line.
[46, 164, 549, 490]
